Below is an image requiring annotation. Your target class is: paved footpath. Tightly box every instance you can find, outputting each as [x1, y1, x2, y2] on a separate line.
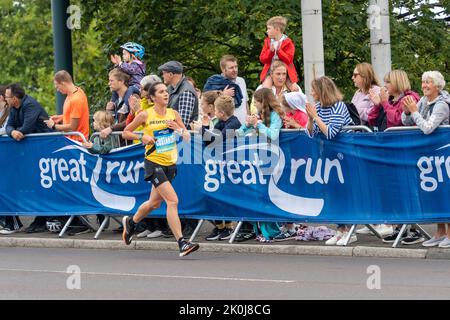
[1, 217, 450, 260]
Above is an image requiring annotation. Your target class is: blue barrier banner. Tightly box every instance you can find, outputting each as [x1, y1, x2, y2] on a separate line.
[0, 129, 449, 224]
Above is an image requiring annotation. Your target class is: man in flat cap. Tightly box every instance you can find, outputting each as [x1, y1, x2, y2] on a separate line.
[158, 61, 198, 126]
[157, 61, 200, 237]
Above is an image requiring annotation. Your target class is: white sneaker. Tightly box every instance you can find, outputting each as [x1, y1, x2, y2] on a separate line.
[325, 231, 343, 245]
[336, 232, 357, 246]
[137, 230, 151, 238]
[438, 237, 450, 248]
[356, 226, 373, 235]
[0, 228, 20, 235]
[147, 230, 163, 239]
[423, 236, 446, 247]
[374, 224, 393, 237]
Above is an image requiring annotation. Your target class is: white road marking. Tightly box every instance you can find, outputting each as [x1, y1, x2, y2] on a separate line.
[0, 268, 295, 284]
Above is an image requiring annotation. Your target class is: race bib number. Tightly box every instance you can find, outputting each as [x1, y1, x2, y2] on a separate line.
[154, 128, 176, 153]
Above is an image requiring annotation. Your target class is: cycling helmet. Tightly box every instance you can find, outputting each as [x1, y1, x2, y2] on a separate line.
[46, 220, 62, 233]
[120, 42, 145, 60]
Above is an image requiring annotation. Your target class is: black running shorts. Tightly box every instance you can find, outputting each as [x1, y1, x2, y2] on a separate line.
[144, 160, 177, 188]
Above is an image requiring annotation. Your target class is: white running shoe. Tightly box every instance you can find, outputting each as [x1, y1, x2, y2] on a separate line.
[325, 231, 343, 245]
[422, 236, 446, 247]
[137, 230, 151, 238]
[375, 224, 394, 237]
[438, 237, 450, 248]
[0, 228, 21, 235]
[147, 230, 163, 239]
[356, 226, 373, 235]
[336, 232, 357, 246]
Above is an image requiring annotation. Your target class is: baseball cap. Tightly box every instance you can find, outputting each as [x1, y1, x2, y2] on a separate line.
[158, 61, 183, 74]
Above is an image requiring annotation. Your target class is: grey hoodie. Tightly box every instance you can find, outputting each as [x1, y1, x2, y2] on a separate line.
[402, 90, 450, 134]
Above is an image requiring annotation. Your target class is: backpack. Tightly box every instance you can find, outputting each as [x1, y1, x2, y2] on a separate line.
[345, 102, 361, 125]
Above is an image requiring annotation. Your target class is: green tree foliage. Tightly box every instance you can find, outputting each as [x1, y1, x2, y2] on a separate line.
[0, 0, 448, 115]
[0, 0, 105, 114]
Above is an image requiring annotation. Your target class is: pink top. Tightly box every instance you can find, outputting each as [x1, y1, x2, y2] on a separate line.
[351, 86, 380, 123]
[284, 110, 308, 128]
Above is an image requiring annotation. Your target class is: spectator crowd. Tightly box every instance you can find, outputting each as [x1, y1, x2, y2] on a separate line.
[1, 15, 449, 249]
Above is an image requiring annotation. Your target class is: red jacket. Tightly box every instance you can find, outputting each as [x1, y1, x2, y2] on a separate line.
[259, 37, 298, 84]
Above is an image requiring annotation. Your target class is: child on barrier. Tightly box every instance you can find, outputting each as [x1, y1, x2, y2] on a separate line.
[202, 95, 241, 145]
[110, 42, 146, 94]
[190, 90, 221, 133]
[280, 91, 308, 129]
[268, 91, 308, 241]
[237, 88, 284, 242]
[83, 111, 117, 154]
[259, 16, 300, 92]
[237, 88, 283, 140]
[199, 95, 241, 241]
[305, 76, 354, 246]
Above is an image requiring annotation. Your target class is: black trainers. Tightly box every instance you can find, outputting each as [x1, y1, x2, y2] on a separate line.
[273, 230, 297, 242]
[205, 227, 221, 241]
[401, 230, 425, 245]
[382, 228, 407, 243]
[218, 228, 233, 241]
[179, 241, 200, 257]
[122, 216, 135, 245]
[234, 231, 256, 242]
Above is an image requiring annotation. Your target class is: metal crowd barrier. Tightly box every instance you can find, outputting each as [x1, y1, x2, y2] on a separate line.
[385, 125, 450, 132]
[26, 131, 88, 143]
[16, 127, 447, 246]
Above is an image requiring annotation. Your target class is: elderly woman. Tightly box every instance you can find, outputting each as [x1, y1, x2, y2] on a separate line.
[402, 71, 449, 134]
[402, 71, 450, 248]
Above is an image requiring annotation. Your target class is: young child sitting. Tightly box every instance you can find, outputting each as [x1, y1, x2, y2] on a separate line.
[280, 91, 308, 129]
[259, 16, 300, 92]
[83, 111, 118, 154]
[110, 42, 146, 93]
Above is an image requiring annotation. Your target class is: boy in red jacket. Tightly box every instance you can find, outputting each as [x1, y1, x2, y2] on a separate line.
[260, 16, 300, 92]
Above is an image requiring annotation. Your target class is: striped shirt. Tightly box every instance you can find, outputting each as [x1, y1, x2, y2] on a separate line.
[309, 101, 354, 139]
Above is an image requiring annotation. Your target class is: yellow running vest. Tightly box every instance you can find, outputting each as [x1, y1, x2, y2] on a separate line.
[143, 108, 178, 166]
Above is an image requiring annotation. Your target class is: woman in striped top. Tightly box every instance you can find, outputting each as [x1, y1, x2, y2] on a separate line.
[306, 76, 354, 140]
[305, 76, 355, 246]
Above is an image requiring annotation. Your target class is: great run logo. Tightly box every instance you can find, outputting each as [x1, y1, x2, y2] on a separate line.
[417, 143, 450, 192]
[203, 143, 345, 217]
[38, 145, 140, 211]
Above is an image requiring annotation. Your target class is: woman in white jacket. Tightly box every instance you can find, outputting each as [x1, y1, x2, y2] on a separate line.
[402, 71, 450, 248]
